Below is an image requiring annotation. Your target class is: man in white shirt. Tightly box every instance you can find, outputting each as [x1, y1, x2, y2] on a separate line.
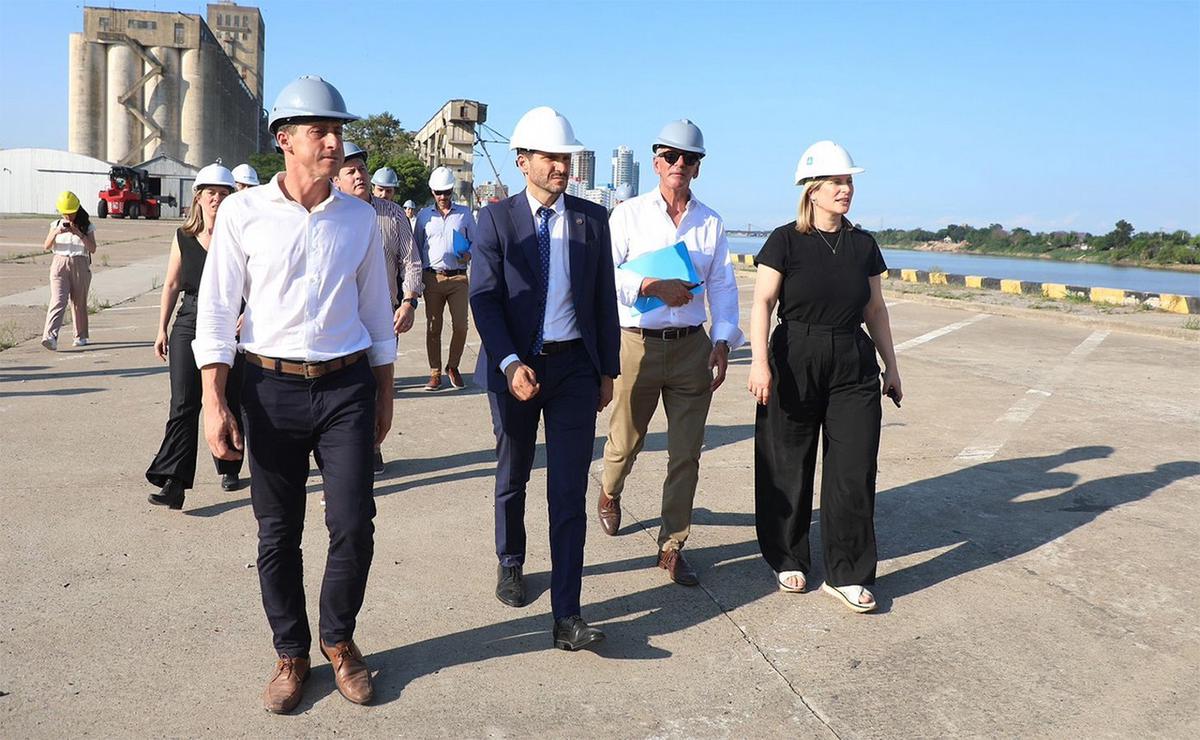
[599, 120, 744, 587]
[194, 75, 393, 714]
[413, 166, 477, 391]
[334, 142, 422, 474]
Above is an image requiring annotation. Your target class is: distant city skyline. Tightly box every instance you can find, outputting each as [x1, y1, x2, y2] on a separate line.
[1, 1, 1196, 233]
[611, 146, 638, 198]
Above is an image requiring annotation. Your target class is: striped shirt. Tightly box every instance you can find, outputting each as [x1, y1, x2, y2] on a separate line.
[370, 196, 423, 305]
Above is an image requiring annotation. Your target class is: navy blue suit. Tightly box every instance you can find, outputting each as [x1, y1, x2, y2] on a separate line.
[469, 191, 620, 619]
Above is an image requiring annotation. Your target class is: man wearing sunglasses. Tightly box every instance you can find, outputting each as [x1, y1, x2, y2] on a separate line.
[413, 166, 477, 391]
[599, 119, 744, 587]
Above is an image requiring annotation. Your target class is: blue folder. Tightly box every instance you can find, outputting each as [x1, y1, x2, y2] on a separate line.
[617, 241, 704, 314]
[452, 229, 471, 258]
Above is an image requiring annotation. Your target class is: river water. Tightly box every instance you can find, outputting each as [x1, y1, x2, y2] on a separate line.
[727, 236, 1200, 296]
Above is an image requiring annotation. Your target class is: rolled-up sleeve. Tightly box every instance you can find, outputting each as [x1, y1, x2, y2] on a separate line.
[705, 226, 745, 349]
[357, 224, 398, 366]
[193, 204, 245, 368]
[609, 205, 643, 307]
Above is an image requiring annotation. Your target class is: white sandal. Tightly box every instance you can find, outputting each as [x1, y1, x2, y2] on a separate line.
[821, 582, 877, 613]
[776, 570, 807, 593]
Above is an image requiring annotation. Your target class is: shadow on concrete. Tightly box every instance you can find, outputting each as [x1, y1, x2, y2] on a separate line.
[0, 364, 167, 383]
[0, 387, 106, 398]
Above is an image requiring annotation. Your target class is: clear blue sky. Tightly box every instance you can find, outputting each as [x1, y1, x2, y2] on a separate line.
[2, 0, 1197, 234]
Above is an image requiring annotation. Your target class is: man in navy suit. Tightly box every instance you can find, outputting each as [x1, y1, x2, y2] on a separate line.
[469, 106, 620, 651]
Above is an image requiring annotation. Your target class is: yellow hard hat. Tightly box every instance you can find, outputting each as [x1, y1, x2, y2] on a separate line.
[56, 191, 80, 215]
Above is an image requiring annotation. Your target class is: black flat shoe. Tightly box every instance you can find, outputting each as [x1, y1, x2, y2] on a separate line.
[496, 564, 525, 607]
[221, 473, 240, 492]
[553, 616, 605, 651]
[373, 450, 385, 476]
[148, 479, 185, 510]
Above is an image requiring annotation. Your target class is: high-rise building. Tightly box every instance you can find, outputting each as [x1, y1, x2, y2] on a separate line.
[611, 145, 638, 196]
[570, 149, 595, 189]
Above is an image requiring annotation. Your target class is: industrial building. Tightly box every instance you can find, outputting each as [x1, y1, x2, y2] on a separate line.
[413, 100, 487, 206]
[67, 2, 266, 170]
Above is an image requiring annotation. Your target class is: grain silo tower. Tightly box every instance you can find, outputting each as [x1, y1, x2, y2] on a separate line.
[67, 5, 265, 168]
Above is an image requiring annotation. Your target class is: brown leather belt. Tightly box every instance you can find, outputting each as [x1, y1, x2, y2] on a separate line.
[623, 325, 702, 341]
[244, 350, 366, 379]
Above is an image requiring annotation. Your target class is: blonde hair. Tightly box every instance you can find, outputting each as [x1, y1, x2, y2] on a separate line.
[181, 189, 206, 236]
[795, 177, 852, 234]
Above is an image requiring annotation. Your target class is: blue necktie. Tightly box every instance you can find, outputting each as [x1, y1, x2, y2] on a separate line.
[532, 206, 553, 354]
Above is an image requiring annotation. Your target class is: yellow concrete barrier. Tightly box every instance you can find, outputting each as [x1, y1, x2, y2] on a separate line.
[1042, 283, 1069, 299]
[901, 268, 919, 282]
[929, 272, 949, 285]
[1158, 293, 1192, 314]
[965, 275, 984, 288]
[1000, 279, 1024, 294]
[1090, 287, 1128, 305]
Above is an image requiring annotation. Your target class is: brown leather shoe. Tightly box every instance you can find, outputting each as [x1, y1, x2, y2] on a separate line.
[445, 366, 465, 389]
[320, 639, 373, 705]
[657, 548, 699, 586]
[262, 655, 310, 714]
[597, 490, 621, 536]
[424, 371, 442, 392]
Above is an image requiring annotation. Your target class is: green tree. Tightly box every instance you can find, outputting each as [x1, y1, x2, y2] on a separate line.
[344, 113, 415, 163]
[1110, 219, 1134, 249]
[247, 151, 284, 183]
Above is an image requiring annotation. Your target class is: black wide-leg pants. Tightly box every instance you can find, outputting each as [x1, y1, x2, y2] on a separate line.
[240, 358, 377, 658]
[146, 294, 244, 489]
[755, 321, 882, 586]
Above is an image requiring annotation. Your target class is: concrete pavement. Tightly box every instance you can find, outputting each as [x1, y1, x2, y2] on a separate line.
[1, 223, 1198, 737]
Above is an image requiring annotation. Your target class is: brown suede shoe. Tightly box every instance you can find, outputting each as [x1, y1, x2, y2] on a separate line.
[445, 366, 465, 389]
[597, 490, 621, 536]
[657, 548, 699, 586]
[262, 655, 310, 714]
[424, 371, 442, 392]
[320, 639, 373, 705]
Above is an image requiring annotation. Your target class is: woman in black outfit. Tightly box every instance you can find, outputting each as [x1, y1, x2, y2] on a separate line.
[146, 164, 245, 510]
[747, 141, 902, 613]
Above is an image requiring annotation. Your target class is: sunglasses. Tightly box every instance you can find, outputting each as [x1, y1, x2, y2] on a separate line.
[657, 150, 703, 167]
[433, 189, 452, 196]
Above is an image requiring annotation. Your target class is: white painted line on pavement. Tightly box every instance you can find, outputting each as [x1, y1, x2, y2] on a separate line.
[894, 314, 988, 354]
[954, 330, 1109, 464]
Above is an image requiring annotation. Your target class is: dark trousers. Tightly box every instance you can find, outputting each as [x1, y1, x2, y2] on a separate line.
[755, 321, 882, 586]
[240, 358, 377, 657]
[146, 295, 244, 489]
[488, 344, 600, 620]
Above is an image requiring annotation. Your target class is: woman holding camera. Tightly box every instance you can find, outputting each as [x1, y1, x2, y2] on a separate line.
[146, 163, 245, 510]
[41, 191, 97, 350]
[747, 141, 901, 613]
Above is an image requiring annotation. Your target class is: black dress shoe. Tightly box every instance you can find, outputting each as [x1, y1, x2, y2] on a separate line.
[553, 616, 605, 651]
[148, 478, 185, 510]
[496, 564, 525, 607]
[221, 473, 239, 491]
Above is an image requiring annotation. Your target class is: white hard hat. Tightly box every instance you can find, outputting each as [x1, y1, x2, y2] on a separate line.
[614, 183, 634, 201]
[231, 163, 259, 186]
[508, 106, 585, 154]
[402, 199, 416, 209]
[194, 163, 236, 191]
[653, 119, 705, 155]
[428, 167, 455, 191]
[371, 167, 400, 188]
[794, 140, 864, 184]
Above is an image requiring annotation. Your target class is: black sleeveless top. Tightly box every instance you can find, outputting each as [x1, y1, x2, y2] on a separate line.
[177, 228, 208, 295]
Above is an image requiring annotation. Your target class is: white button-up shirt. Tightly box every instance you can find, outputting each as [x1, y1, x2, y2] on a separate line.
[610, 189, 744, 349]
[414, 202, 477, 271]
[499, 190, 580, 372]
[192, 173, 397, 368]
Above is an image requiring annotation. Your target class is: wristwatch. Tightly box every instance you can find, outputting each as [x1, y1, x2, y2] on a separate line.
[403, 297, 419, 308]
[714, 339, 729, 351]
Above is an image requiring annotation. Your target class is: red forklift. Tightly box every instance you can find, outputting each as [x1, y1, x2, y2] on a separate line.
[97, 165, 174, 219]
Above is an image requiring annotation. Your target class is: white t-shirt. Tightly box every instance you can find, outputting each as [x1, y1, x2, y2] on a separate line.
[51, 220, 95, 257]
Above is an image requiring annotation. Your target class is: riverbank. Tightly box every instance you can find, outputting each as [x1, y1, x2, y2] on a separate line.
[881, 241, 1200, 273]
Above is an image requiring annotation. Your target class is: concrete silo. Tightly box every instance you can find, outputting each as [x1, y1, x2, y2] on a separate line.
[67, 33, 107, 160]
[105, 43, 142, 165]
[143, 46, 181, 163]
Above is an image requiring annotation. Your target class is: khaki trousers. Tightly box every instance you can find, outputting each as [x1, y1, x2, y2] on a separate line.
[602, 328, 714, 551]
[423, 271, 469, 372]
[43, 254, 91, 342]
